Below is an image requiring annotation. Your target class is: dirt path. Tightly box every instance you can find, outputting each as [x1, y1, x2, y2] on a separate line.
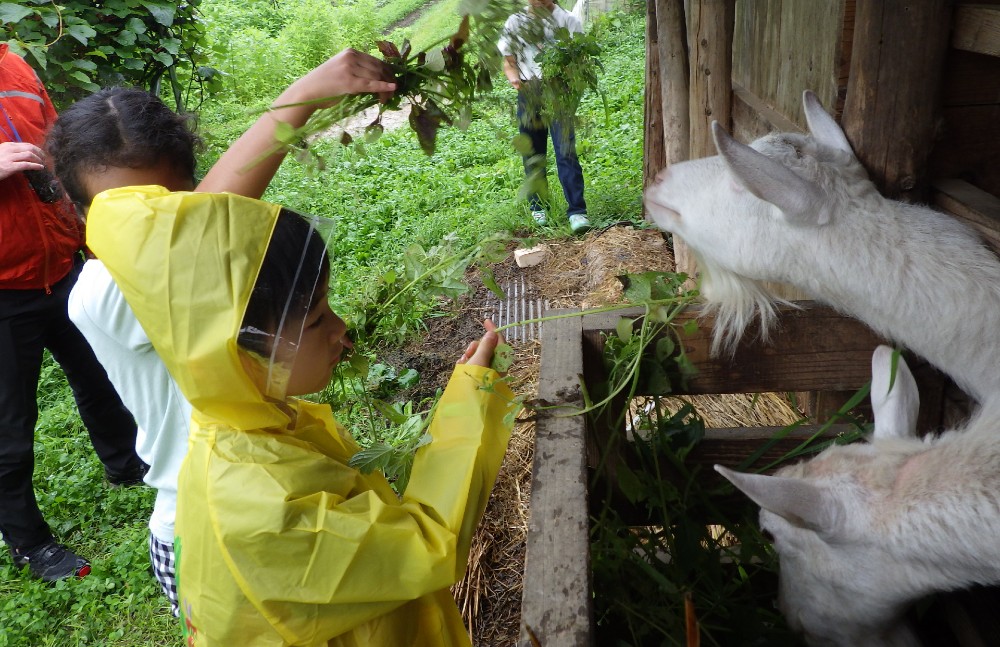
[382, 0, 448, 34]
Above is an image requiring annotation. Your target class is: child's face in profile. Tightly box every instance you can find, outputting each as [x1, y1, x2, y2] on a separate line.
[281, 289, 352, 396]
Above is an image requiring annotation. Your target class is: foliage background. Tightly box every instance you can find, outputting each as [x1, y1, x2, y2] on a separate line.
[1, 0, 217, 110]
[0, 1, 646, 645]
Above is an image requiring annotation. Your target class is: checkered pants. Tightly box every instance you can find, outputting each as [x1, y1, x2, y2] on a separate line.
[149, 533, 179, 617]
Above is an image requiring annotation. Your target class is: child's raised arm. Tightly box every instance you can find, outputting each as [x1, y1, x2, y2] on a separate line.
[197, 48, 396, 198]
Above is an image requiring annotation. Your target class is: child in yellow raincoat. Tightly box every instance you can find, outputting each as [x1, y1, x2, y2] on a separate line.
[85, 186, 517, 646]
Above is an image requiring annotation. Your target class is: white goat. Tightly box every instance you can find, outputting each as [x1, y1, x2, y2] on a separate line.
[717, 347, 1000, 647]
[644, 90, 1000, 403]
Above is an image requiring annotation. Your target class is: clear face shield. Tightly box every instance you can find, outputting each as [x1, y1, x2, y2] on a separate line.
[238, 210, 346, 401]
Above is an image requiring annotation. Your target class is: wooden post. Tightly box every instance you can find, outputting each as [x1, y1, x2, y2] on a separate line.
[675, 0, 735, 277]
[841, 0, 954, 201]
[643, 0, 667, 210]
[687, 0, 735, 157]
[657, 0, 690, 167]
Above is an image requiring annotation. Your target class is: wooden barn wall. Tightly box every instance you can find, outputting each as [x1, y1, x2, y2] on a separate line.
[731, 0, 848, 140]
[931, 3, 1000, 198]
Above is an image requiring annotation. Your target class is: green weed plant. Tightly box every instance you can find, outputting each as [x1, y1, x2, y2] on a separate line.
[584, 274, 871, 646]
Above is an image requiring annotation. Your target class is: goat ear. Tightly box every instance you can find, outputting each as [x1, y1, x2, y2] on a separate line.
[803, 90, 854, 156]
[715, 465, 845, 537]
[712, 121, 833, 226]
[871, 345, 920, 440]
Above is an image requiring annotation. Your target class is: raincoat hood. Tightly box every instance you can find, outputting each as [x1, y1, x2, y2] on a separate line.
[87, 185, 288, 430]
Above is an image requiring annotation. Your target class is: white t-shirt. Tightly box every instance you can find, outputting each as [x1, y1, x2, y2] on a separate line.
[497, 4, 584, 80]
[68, 260, 192, 543]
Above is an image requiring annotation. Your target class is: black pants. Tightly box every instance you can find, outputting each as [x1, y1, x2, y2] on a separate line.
[0, 260, 139, 549]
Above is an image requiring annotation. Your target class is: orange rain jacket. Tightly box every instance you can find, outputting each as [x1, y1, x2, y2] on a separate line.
[0, 44, 82, 291]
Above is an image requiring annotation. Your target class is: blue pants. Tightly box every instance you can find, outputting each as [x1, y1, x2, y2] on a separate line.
[516, 90, 587, 217]
[0, 259, 140, 549]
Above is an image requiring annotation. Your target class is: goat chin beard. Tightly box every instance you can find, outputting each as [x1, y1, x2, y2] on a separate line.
[695, 259, 789, 357]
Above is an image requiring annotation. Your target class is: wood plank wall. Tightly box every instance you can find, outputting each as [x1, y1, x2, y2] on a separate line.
[731, 0, 846, 133]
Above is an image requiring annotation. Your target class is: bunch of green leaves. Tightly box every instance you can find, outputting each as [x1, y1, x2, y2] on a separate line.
[527, 26, 606, 128]
[569, 272, 700, 418]
[1, 0, 220, 110]
[344, 232, 509, 347]
[590, 398, 801, 647]
[263, 0, 521, 158]
[347, 393, 437, 492]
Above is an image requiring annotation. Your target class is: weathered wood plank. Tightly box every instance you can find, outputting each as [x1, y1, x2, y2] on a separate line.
[842, 0, 953, 201]
[952, 3, 1000, 57]
[687, 0, 735, 156]
[732, 0, 847, 128]
[676, 0, 734, 279]
[732, 83, 800, 134]
[643, 0, 667, 208]
[933, 178, 1000, 252]
[583, 302, 884, 393]
[519, 311, 592, 647]
[930, 104, 1000, 199]
[657, 0, 690, 167]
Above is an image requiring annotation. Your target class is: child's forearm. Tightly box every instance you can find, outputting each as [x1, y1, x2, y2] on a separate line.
[197, 49, 396, 199]
[195, 97, 313, 199]
[503, 56, 522, 89]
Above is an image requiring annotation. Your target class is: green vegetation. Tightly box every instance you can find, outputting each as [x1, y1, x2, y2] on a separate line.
[1, 0, 217, 110]
[587, 291, 871, 645]
[1, 2, 646, 645]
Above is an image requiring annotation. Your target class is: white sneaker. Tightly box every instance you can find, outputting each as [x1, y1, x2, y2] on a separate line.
[569, 213, 591, 234]
[531, 210, 548, 226]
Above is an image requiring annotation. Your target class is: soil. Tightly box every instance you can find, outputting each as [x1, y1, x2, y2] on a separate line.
[383, 0, 448, 33]
[374, 239, 528, 402]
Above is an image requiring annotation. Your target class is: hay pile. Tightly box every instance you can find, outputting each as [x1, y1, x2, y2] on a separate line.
[455, 224, 802, 645]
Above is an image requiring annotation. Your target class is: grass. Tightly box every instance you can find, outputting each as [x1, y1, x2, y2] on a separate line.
[0, 5, 646, 646]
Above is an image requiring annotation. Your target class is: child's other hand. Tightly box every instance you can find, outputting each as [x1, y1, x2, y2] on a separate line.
[288, 48, 397, 107]
[458, 320, 506, 373]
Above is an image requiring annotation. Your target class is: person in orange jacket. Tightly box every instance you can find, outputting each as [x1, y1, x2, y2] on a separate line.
[87, 187, 517, 646]
[0, 44, 145, 582]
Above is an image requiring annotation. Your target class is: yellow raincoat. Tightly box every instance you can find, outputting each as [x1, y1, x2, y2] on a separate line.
[86, 186, 516, 646]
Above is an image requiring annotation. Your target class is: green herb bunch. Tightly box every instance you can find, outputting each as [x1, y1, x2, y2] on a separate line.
[271, 0, 522, 158]
[533, 28, 605, 126]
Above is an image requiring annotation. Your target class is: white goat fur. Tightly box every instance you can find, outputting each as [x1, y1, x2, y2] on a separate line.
[644, 90, 1000, 402]
[718, 347, 1000, 647]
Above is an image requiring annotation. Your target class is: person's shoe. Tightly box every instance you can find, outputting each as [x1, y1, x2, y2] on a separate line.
[569, 213, 592, 234]
[530, 210, 548, 226]
[10, 540, 91, 582]
[105, 461, 149, 487]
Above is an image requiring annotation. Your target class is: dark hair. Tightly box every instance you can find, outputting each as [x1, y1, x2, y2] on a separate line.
[238, 208, 330, 356]
[47, 87, 201, 208]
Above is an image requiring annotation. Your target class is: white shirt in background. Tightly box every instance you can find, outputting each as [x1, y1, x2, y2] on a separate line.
[497, 4, 584, 80]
